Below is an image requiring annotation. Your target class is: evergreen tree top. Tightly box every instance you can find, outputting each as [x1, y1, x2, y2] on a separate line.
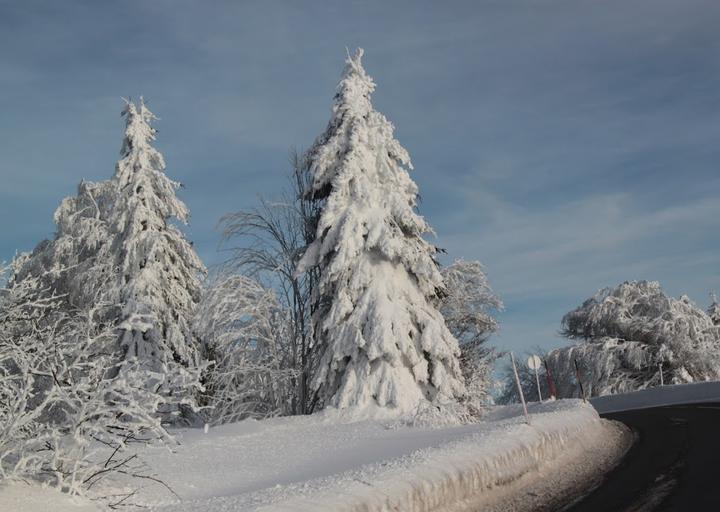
[121, 97, 159, 155]
[113, 97, 188, 225]
[307, 48, 412, 201]
[334, 48, 375, 120]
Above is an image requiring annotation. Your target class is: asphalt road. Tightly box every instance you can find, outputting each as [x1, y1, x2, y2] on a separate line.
[563, 403, 720, 511]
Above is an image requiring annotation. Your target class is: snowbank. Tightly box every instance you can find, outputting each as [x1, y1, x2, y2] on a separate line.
[0, 400, 630, 512]
[591, 381, 720, 414]
[133, 400, 628, 511]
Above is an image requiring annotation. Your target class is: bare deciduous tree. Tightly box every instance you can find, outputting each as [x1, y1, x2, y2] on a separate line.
[218, 150, 320, 414]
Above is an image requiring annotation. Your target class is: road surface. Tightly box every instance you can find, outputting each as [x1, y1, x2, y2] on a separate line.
[564, 402, 720, 511]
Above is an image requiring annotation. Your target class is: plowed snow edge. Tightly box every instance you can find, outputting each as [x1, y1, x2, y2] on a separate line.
[259, 405, 633, 512]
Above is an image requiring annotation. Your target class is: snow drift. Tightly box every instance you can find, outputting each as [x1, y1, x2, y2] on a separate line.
[120, 400, 629, 511]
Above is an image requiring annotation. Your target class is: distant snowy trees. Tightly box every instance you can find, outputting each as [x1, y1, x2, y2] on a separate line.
[296, 49, 466, 415]
[545, 281, 720, 397]
[8, 179, 115, 316]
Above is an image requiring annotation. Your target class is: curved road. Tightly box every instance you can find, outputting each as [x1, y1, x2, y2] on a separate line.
[564, 402, 720, 511]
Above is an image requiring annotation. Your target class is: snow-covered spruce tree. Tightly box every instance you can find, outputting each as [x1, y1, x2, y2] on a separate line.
[546, 281, 720, 397]
[297, 49, 465, 415]
[439, 259, 502, 413]
[194, 273, 297, 424]
[109, 98, 206, 418]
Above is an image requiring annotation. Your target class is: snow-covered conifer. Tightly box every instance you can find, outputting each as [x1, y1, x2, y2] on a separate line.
[110, 98, 206, 372]
[297, 49, 465, 414]
[5, 99, 205, 423]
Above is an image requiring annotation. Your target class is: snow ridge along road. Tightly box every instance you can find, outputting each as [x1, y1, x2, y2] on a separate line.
[131, 400, 630, 512]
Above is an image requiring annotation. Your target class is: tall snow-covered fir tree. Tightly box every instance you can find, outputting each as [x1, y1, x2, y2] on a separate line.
[110, 98, 206, 374]
[297, 49, 465, 414]
[2, 98, 206, 428]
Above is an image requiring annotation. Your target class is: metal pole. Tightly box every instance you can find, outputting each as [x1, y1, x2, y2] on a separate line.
[534, 366, 543, 402]
[659, 363, 664, 386]
[510, 352, 530, 423]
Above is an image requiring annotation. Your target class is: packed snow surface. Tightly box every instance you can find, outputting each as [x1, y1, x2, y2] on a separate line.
[0, 400, 628, 511]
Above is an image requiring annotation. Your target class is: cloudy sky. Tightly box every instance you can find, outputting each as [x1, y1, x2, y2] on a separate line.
[1, 0, 719, 357]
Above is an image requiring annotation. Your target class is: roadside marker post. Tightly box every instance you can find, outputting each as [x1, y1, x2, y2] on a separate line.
[510, 352, 530, 424]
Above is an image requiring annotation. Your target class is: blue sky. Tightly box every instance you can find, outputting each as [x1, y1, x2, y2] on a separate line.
[1, 0, 719, 357]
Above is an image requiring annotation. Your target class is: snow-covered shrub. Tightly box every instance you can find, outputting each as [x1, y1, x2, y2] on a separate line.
[439, 260, 503, 416]
[194, 274, 297, 424]
[549, 281, 720, 397]
[0, 267, 173, 504]
[297, 49, 465, 415]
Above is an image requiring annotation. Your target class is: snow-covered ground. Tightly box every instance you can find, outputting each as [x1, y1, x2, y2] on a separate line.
[591, 381, 720, 414]
[0, 483, 99, 512]
[0, 399, 630, 511]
